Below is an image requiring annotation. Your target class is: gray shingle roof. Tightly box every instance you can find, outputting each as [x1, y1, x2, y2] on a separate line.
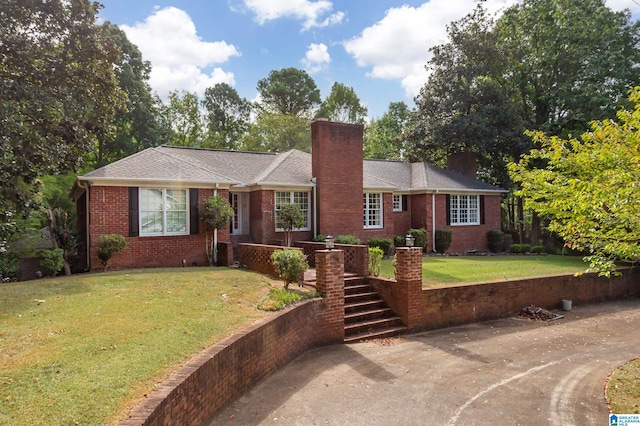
[79, 146, 505, 193]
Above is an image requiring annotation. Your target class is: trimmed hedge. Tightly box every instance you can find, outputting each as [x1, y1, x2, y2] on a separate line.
[435, 228, 453, 253]
[368, 238, 392, 255]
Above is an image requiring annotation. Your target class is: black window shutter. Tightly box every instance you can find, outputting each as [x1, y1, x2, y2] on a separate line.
[480, 195, 485, 225]
[190, 188, 199, 235]
[402, 195, 408, 211]
[446, 194, 451, 226]
[129, 187, 139, 237]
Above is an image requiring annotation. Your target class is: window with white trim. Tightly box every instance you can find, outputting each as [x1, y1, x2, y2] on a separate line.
[363, 193, 383, 228]
[140, 188, 189, 235]
[449, 195, 479, 225]
[392, 194, 402, 212]
[275, 191, 311, 231]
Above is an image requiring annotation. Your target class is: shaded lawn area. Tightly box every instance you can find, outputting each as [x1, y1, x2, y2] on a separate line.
[379, 254, 590, 285]
[0, 268, 277, 425]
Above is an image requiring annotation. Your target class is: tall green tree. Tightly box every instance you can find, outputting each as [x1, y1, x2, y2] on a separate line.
[160, 91, 204, 147]
[496, 0, 640, 136]
[364, 102, 410, 160]
[94, 24, 161, 167]
[240, 113, 311, 153]
[201, 83, 252, 150]
[316, 82, 368, 124]
[0, 0, 124, 247]
[408, 5, 526, 186]
[256, 67, 321, 118]
[509, 88, 640, 275]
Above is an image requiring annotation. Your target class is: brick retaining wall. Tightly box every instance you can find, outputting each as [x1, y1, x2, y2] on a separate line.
[370, 266, 640, 332]
[237, 243, 303, 278]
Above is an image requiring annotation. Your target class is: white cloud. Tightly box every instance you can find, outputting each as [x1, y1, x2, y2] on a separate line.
[343, 0, 519, 98]
[242, 0, 344, 31]
[606, 0, 640, 14]
[302, 43, 331, 74]
[120, 7, 240, 99]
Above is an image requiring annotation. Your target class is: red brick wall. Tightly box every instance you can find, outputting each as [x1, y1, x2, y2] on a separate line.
[312, 120, 364, 238]
[314, 250, 345, 344]
[436, 194, 502, 253]
[237, 243, 304, 278]
[359, 192, 395, 243]
[408, 193, 502, 253]
[88, 186, 231, 270]
[371, 267, 640, 332]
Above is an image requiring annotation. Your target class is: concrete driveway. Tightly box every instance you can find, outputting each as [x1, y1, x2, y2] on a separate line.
[211, 299, 640, 425]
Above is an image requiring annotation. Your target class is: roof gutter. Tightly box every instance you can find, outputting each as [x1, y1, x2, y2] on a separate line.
[311, 177, 317, 238]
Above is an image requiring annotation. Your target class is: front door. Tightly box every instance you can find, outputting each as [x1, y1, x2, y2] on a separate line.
[230, 192, 249, 235]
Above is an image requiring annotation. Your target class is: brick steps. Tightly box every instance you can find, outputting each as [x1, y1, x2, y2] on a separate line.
[343, 276, 406, 343]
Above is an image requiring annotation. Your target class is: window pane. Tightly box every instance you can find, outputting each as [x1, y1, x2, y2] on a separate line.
[141, 211, 162, 234]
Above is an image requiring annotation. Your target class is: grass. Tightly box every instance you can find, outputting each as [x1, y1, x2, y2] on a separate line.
[608, 358, 640, 414]
[258, 287, 319, 311]
[379, 254, 590, 285]
[0, 267, 277, 425]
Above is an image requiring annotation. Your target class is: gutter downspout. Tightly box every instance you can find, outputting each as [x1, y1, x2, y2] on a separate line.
[311, 177, 317, 238]
[214, 183, 219, 265]
[78, 180, 91, 272]
[432, 191, 437, 252]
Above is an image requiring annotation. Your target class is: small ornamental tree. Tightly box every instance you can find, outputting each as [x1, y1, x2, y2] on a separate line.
[276, 203, 305, 247]
[202, 195, 234, 265]
[509, 87, 640, 275]
[270, 249, 309, 289]
[96, 234, 128, 270]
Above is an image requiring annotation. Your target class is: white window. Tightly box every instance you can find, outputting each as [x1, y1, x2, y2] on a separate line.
[140, 188, 188, 236]
[393, 194, 402, 212]
[450, 195, 479, 225]
[275, 191, 311, 231]
[363, 193, 383, 228]
[231, 193, 240, 234]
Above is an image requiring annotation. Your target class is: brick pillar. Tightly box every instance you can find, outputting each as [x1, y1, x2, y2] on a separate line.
[315, 249, 345, 344]
[394, 247, 424, 330]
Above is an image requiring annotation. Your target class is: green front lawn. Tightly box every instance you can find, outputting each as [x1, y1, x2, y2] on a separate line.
[0, 268, 275, 425]
[379, 254, 590, 285]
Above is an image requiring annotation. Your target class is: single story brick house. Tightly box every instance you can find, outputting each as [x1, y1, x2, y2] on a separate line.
[71, 119, 506, 271]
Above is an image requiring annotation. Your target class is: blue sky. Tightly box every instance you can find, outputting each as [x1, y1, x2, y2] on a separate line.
[98, 0, 639, 119]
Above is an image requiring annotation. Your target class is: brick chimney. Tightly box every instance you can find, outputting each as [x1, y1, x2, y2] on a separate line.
[447, 152, 477, 179]
[311, 119, 364, 237]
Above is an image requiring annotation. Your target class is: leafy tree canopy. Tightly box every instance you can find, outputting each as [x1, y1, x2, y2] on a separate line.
[509, 88, 640, 275]
[0, 0, 125, 215]
[201, 82, 252, 150]
[408, 0, 640, 187]
[316, 82, 368, 124]
[240, 112, 311, 153]
[160, 90, 204, 148]
[364, 101, 410, 160]
[256, 67, 321, 118]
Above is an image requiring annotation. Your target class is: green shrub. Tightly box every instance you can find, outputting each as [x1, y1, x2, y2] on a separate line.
[435, 228, 452, 253]
[487, 229, 504, 253]
[368, 237, 392, 254]
[510, 244, 521, 253]
[96, 234, 129, 270]
[531, 245, 545, 253]
[335, 235, 361, 245]
[270, 249, 309, 289]
[39, 248, 65, 275]
[521, 244, 532, 253]
[368, 247, 384, 277]
[394, 235, 405, 248]
[313, 234, 326, 242]
[408, 228, 428, 251]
